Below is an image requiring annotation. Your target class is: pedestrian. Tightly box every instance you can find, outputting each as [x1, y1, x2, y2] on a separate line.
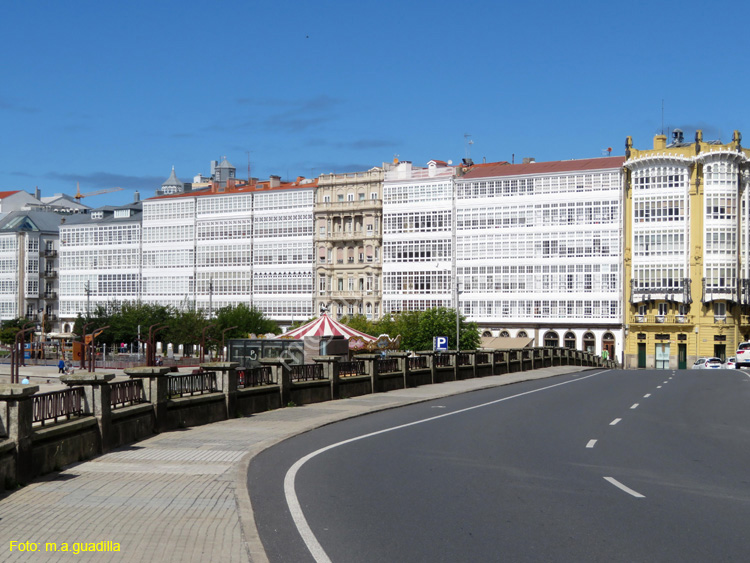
[58, 359, 65, 374]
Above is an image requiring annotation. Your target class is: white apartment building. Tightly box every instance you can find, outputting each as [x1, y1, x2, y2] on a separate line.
[59, 204, 142, 330]
[0, 211, 61, 324]
[382, 160, 457, 313]
[456, 157, 626, 356]
[142, 178, 314, 323]
[252, 180, 315, 324]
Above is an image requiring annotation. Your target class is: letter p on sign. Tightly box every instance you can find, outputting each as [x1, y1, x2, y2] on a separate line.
[434, 336, 449, 351]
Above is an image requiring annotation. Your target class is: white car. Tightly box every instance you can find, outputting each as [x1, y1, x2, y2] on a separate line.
[725, 357, 736, 369]
[735, 342, 750, 368]
[691, 358, 708, 370]
[699, 357, 723, 370]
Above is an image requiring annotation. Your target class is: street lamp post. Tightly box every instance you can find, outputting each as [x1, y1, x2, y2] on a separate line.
[455, 282, 462, 351]
[221, 326, 238, 361]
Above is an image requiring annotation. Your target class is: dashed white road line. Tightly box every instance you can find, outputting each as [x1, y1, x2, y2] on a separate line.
[657, 385, 662, 389]
[604, 476, 645, 498]
[610, 418, 622, 426]
[586, 439, 597, 448]
[643, 393, 651, 398]
[630, 403, 639, 409]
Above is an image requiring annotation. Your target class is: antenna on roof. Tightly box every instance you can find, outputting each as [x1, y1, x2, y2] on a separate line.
[464, 133, 473, 160]
[661, 99, 665, 135]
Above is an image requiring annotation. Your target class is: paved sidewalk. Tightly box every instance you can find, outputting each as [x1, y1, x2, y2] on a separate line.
[0, 366, 590, 562]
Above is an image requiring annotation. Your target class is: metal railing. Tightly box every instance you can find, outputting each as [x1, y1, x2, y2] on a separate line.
[434, 354, 452, 367]
[32, 387, 85, 426]
[168, 372, 218, 397]
[408, 356, 427, 369]
[238, 366, 275, 388]
[457, 353, 472, 366]
[475, 353, 490, 365]
[338, 360, 365, 377]
[110, 380, 145, 409]
[290, 364, 324, 382]
[376, 358, 399, 373]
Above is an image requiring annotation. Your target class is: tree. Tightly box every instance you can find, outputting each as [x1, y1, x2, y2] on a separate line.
[338, 314, 378, 338]
[213, 303, 279, 337]
[0, 317, 31, 346]
[374, 307, 479, 352]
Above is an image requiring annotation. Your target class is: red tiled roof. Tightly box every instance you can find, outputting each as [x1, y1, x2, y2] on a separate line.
[148, 178, 318, 201]
[461, 156, 626, 179]
[0, 190, 21, 199]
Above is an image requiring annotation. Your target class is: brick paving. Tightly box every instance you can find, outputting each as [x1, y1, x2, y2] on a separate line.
[0, 365, 587, 562]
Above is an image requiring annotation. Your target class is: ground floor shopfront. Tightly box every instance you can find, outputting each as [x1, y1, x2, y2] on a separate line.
[623, 320, 746, 369]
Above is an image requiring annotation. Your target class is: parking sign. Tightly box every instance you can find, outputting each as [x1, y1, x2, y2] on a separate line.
[433, 336, 449, 351]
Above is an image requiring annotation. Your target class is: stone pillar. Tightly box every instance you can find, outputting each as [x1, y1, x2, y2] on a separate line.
[60, 372, 116, 451]
[0, 384, 39, 484]
[313, 356, 340, 400]
[260, 359, 291, 406]
[124, 367, 171, 432]
[201, 362, 239, 417]
[356, 354, 379, 393]
[389, 351, 409, 388]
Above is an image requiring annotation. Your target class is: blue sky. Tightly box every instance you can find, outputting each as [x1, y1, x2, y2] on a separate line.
[3, 0, 748, 207]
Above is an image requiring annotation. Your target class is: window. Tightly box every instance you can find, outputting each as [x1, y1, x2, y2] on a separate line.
[564, 332, 576, 349]
[347, 193, 354, 201]
[543, 331, 559, 347]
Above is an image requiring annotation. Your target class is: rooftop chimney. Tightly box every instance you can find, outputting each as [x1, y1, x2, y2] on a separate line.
[653, 134, 667, 150]
[134, 191, 140, 203]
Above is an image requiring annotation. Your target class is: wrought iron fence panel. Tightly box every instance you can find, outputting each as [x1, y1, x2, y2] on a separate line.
[376, 358, 399, 373]
[32, 387, 85, 426]
[434, 354, 452, 367]
[110, 380, 145, 409]
[168, 372, 218, 397]
[475, 353, 489, 365]
[238, 366, 275, 388]
[457, 353, 472, 366]
[290, 364, 324, 382]
[408, 356, 427, 369]
[338, 361, 365, 377]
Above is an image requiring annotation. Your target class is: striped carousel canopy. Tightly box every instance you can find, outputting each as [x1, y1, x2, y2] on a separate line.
[282, 313, 376, 341]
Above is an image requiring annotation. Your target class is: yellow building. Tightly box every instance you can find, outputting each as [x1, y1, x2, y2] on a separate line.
[623, 129, 750, 368]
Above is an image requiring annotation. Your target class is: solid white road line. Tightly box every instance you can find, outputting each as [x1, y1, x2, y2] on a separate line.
[284, 370, 612, 563]
[604, 476, 645, 498]
[586, 439, 597, 448]
[610, 418, 622, 425]
[630, 403, 639, 409]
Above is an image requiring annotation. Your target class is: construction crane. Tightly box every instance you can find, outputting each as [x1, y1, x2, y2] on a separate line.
[73, 182, 124, 201]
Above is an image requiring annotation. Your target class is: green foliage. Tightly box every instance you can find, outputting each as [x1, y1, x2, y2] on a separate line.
[354, 307, 479, 352]
[0, 317, 31, 346]
[213, 303, 279, 338]
[66, 301, 277, 352]
[338, 314, 379, 338]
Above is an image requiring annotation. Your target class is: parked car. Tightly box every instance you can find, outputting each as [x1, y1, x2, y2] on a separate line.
[700, 357, 723, 369]
[691, 358, 708, 370]
[725, 357, 736, 369]
[735, 342, 750, 368]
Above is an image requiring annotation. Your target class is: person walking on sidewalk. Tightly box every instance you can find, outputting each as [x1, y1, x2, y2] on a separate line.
[58, 359, 65, 374]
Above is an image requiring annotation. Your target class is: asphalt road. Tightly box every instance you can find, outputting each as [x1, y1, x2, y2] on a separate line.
[248, 369, 750, 562]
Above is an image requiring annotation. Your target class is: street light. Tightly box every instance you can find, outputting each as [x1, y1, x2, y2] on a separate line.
[455, 281, 462, 352]
[221, 326, 238, 361]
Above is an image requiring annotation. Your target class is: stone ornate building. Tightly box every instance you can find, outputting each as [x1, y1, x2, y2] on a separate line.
[623, 130, 750, 368]
[314, 166, 390, 320]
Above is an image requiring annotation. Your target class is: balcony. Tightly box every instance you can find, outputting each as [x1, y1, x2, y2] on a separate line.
[630, 278, 692, 304]
[44, 249, 57, 258]
[43, 270, 57, 278]
[633, 315, 694, 326]
[315, 199, 381, 212]
[43, 292, 57, 300]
